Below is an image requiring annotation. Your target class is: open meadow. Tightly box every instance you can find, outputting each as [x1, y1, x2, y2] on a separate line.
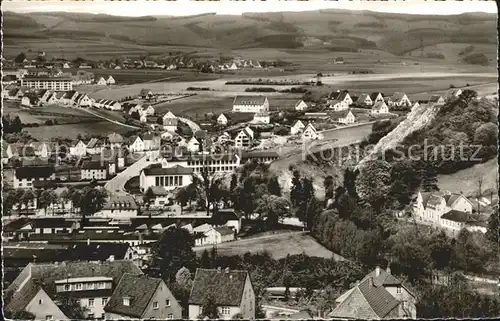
[23, 120, 131, 140]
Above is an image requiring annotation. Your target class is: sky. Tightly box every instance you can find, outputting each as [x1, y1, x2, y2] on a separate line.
[2, 0, 498, 17]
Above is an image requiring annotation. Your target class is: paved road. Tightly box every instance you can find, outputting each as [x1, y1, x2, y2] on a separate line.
[104, 152, 157, 194]
[178, 116, 201, 133]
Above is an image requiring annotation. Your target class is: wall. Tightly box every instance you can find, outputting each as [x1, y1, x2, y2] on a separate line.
[239, 275, 256, 319]
[25, 289, 67, 320]
[142, 281, 182, 319]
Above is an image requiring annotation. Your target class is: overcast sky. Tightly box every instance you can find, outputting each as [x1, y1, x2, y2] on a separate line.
[3, 0, 497, 17]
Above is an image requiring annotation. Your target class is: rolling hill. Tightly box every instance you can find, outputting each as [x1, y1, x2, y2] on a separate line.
[3, 10, 497, 58]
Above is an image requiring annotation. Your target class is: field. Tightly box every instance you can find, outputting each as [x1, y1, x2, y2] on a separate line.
[3, 101, 100, 124]
[153, 95, 234, 118]
[437, 158, 498, 198]
[194, 231, 343, 260]
[23, 121, 132, 140]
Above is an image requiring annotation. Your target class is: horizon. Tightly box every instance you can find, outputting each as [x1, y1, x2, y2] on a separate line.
[3, 0, 497, 17]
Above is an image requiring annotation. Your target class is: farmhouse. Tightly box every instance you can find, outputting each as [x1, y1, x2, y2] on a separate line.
[252, 112, 271, 124]
[291, 120, 305, 135]
[294, 100, 308, 111]
[337, 110, 356, 125]
[163, 111, 179, 131]
[429, 95, 445, 105]
[388, 92, 411, 108]
[21, 76, 73, 91]
[234, 127, 254, 149]
[371, 101, 389, 114]
[356, 94, 373, 106]
[301, 123, 319, 140]
[329, 266, 416, 319]
[217, 113, 229, 126]
[328, 90, 352, 107]
[140, 164, 193, 192]
[188, 268, 255, 319]
[232, 95, 270, 113]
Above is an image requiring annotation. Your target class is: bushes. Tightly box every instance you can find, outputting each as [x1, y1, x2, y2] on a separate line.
[463, 52, 489, 65]
[245, 87, 277, 92]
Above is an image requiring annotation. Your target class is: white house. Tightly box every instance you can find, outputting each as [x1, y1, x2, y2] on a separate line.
[329, 100, 350, 111]
[294, 100, 308, 111]
[70, 140, 87, 157]
[429, 95, 445, 105]
[234, 127, 254, 149]
[187, 137, 200, 153]
[96, 77, 107, 85]
[232, 95, 269, 113]
[217, 113, 228, 126]
[163, 111, 179, 131]
[74, 93, 94, 107]
[444, 88, 463, 101]
[290, 120, 305, 135]
[412, 102, 420, 109]
[252, 112, 270, 124]
[355, 94, 373, 106]
[388, 92, 411, 108]
[128, 136, 145, 153]
[228, 63, 238, 70]
[301, 123, 319, 140]
[337, 110, 356, 125]
[106, 76, 116, 85]
[371, 101, 389, 114]
[140, 164, 194, 192]
[194, 227, 235, 247]
[328, 91, 352, 108]
[369, 92, 384, 103]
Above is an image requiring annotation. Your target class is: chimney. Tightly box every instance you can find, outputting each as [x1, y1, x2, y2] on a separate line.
[386, 265, 391, 275]
[87, 238, 90, 245]
[217, 267, 221, 273]
[225, 267, 230, 274]
[375, 266, 381, 277]
[109, 255, 115, 262]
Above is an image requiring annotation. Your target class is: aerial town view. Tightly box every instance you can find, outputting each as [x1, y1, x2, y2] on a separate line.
[1, 0, 499, 319]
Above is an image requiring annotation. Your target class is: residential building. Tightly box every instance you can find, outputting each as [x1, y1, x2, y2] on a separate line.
[140, 164, 194, 192]
[21, 76, 72, 91]
[234, 127, 254, 149]
[147, 186, 171, 208]
[241, 151, 279, 164]
[337, 110, 356, 125]
[139, 88, 153, 99]
[188, 268, 255, 320]
[444, 88, 463, 101]
[128, 136, 145, 153]
[356, 94, 373, 106]
[143, 133, 161, 151]
[187, 137, 201, 153]
[101, 194, 138, 217]
[212, 209, 243, 234]
[195, 227, 235, 246]
[232, 95, 270, 113]
[86, 138, 104, 155]
[104, 274, 182, 320]
[294, 100, 308, 111]
[21, 95, 39, 107]
[106, 76, 116, 85]
[60, 90, 79, 106]
[70, 140, 87, 157]
[81, 161, 108, 180]
[96, 77, 107, 85]
[4, 261, 142, 320]
[14, 166, 56, 189]
[370, 92, 385, 103]
[107, 133, 124, 149]
[74, 93, 94, 107]
[371, 101, 389, 114]
[217, 113, 229, 126]
[329, 266, 416, 319]
[163, 111, 179, 131]
[290, 120, 305, 135]
[252, 112, 270, 124]
[328, 90, 352, 105]
[301, 123, 319, 140]
[388, 92, 411, 108]
[429, 95, 445, 105]
[412, 102, 420, 109]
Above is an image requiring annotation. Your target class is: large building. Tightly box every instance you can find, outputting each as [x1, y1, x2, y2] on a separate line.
[232, 95, 269, 113]
[140, 164, 194, 192]
[14, 166, 56, 189]
[21, 76, 73, 91]
[188, 268, 255, 320]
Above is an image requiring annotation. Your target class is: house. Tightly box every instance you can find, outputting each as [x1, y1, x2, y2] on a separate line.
[328, 90, 352, 107]
[228, 63, 238, 70]
[188, 268, 255, 320]
[108, 133, 124, 149]
[147, 186, 170, 208]
[290, 120, 305, 135]
[337, 110, 356, 125]
[163, 111, 179, 131]
[143, 133, 161, 151]
[81, 161, 108, 180]
[104, 273, 182, 320]
[388, 92, 411, 108]
[128, 136, 145, 153]
[65, 243, 136, 263]
[86, 138, 103, 155]
[37, 89, 52, 103]
[252, 112, 270, 124]
[21, 95, 39, 107]
[329, 266, 416, 319]
[212, 209, 243, 234]
[371, 101, 389, 114]
[103, 100, 122, 111]
[101, 194, 138, 217]
[301, 123, 319, 141]
[241, 151, 279, 164]
[139, 88, 153, 99]
[74, 93, 94, 107]
[187, 137, 200, 153]
[444, 88, 463, 101]
[106, 76, 116, 85]
[412, 102, 420, 109]
[60, 90, 79, 106]
[96, 77, 107, 85]
[356, 94, 373, 106]
[370, 92, 385, 103]
[329, 99, 350, 111]
[140, 164, 194, 192]
[217, 113, 229, 126]
[4, 261, 142, 320]
[69, 140, 87, 157]
[44, 92, 60, 105]
[141, 105, 155, 116]
[14, 166, 56, 189]
[294, 100, 308, 111]
[234, 127, 254, 149]
[232, 95, 270, 113]
[429, 95, 445, 105]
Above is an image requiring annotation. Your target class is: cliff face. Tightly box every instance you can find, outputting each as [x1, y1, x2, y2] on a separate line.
[357, 103, 441, 169]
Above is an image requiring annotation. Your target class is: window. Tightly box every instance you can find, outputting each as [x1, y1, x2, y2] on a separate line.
[39, 299, 43, 305]
[64, 284, 71, 291]
[75, 283, 83, 290]
[123, 297, 130, 306]
[46, 315, 53, 320]
[221, 307, 231, 315]
[167, 314, 173, 319]
[98, 282, 105, 289]
[87, 283, 95, 290]
[88, 299, 94, 307]
[102, 298, 108, 306]
[153, 301, 159, 310]
[397, 286, 402, 294]
[165, 299, 171, 307]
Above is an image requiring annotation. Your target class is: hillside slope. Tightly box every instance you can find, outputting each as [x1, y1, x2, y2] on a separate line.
[3, 10, 496, 54]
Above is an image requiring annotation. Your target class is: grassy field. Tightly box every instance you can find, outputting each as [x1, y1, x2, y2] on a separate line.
[153, 95, 234, 118]
[23, 120, 132, 140]
[3, 101, 99, 124]
[194, 231, 343, 260]
[437, 158, 498, 198]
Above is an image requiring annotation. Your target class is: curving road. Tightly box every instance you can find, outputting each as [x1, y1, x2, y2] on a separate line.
[178, 116, 201, 133]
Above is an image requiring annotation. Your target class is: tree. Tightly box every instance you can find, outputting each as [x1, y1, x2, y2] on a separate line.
[3, 190, 20, 216]
[21, 189, 35, 215]
[143, 187, 155, 212]
[14, 52, 27, 63]
[79, 185, 108, 225]
[392, 242, 430, 284]
[486, 209, 499, 243]
[356, 160, 392, 213]
[256, 194, 290, 228]
[473, 122, 498, 147]
[175, 187, 190, 214]
[420, 162, 439, 192]
[267, 176, 282, 197]
[151, 228, 197, 282]
[38, 190, 59, 215]
[199, 294, 220, 319]
[175, 266, 192, 286]
[130, 110, 141, 120]
[459, 89, 478, 105]
[57, 297, 89, 319]
[200, 249, 211, 268]
[323, 175, 335, 203]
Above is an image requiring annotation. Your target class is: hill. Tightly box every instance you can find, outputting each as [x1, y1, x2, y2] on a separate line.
[3, 10, 496, 56]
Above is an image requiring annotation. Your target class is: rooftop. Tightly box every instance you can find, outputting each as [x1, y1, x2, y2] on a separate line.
[189, 268, 248, 306]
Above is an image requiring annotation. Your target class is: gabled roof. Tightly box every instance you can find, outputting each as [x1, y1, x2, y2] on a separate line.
[233, 95, 267, 106]
[108, 132, 124, 143]
[429, 95, 443, 102]
[66, 242, 131, 261]
[104, 273, 162, 318]
[189, 268, 249, 306]
[329, 91, 349, 101]
[213, 226, 235, 236]
[356, 94, 371, 103]
[81, 160, 107, 170]
[442, 193, 470, 207]
[15, 166, 55, 179]
[143, 164, 193, 176]
[441, 210, 475, 223]
[371, 100, 388, 111]
[361, 267, 402, 287]
[390, 92, 407, 101]
[163, 111, 176, 119]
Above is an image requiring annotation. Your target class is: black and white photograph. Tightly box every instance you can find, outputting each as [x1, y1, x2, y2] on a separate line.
[1, 0, 499, 319]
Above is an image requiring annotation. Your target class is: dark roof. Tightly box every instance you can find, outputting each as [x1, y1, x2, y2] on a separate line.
[81, 160, 107, 170]
[356, 94, 371, 103]
[329, 91, 349, 101]
[32, 218, 75, 229]
[233, 95, 267, 106]
[15, 166, 55, 179]
[369, 92, 383, 100]
[104, 273, 162, 318]
[362, 267, 402, 287]
[358, 278, 400, 317]
[214, 226, 235, 236]
[143, 164, 193, 176]
[212, 210, 242, 223]
[391, 92, 407, 101]
[57, 289, 114, 299]
[189, 268, 249, 306]
[3, 218, 32, 232]
[442, 193, 467, 207]
[441, 210, 475, 223]
[429, 95, 443, 102]
[241, 151, 279, 160]
[66, 243, 131, 261]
